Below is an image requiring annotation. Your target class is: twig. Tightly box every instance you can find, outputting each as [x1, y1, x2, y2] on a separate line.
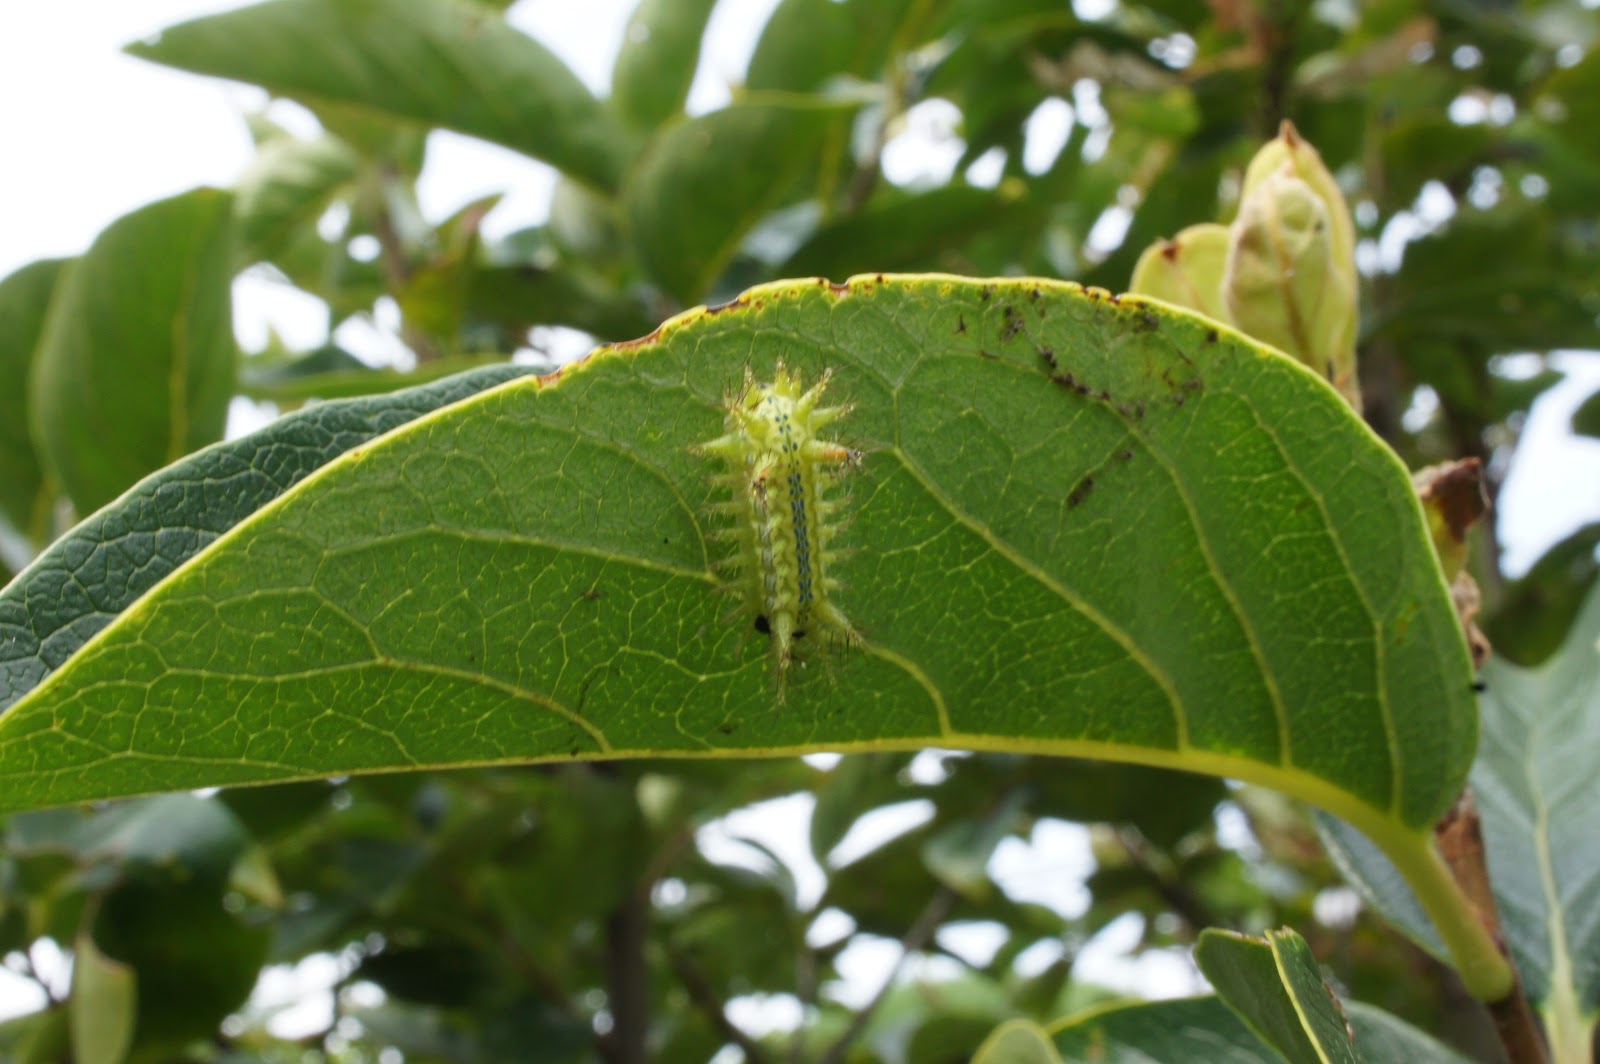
[603, 887, 653, 1064]
[1436, 792, 1549, 1064]
[369, 165, 444, 365]
[814, 886, 957, 1064]
[1115, 827, 1221, 934]
[667, 946, 773, 1064]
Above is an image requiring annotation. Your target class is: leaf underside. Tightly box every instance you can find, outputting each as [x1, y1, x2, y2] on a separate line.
[0, 276, 1474, 830]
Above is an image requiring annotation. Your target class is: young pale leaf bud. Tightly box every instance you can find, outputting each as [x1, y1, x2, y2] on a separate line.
[1236, 122, 1361, 408]
[1241, 121, 1356, 300]
[1128, 223, 1232, 325]
[1224, 167, 1361, 409]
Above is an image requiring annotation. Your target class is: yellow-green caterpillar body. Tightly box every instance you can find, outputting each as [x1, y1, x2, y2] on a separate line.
[699, 364, 861, 694]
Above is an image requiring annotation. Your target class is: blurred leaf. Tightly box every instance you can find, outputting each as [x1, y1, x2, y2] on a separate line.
[610, 0, 717, 130]
[1485, 521, 1600, 666]
[92, 877, 270, 1052]
[234, 133, 360, 262]
[922, 790, 1027, 900]
[1196, 927, 1366, 1064]
[70, 930, 137, 1064]
[360, 939, 494, 1007]
[1129, 223, 1231, 325]
[745, 0, 928, 92]
[973, 1018, 1065, 1064]
[1378, 206, 1600, 355]
[809, 754, 911, 864]
[624, 98, 856, 302]
[1378, 114, 1492, 208]
[68, 794, 251, 884]
[0, 260, 67, 542]
[463, 260, 655, 342]
[1573, 387, 1600, 439]
[29, 189, 236, 515]
[129, 0, 633, 192]
[0, 364, 532, 713]
[241, 348, 510, 402]
[1537, 48, 1600, 166]
[0, 1006, 69, 1064]
[780, 183, 1030, 280]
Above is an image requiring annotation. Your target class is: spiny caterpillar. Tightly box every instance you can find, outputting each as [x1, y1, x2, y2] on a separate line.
[698, 363, 862, 695]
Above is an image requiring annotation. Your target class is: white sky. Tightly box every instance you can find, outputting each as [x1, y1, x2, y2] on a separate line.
[0, 0, 1596, 1034]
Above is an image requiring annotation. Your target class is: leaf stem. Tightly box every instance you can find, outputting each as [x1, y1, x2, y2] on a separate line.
[1368, 816, 1513, 1002]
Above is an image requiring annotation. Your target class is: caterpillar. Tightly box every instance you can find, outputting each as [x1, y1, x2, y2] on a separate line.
[698, 363, 862, 695]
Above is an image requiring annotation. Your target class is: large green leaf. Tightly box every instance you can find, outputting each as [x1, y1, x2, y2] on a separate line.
[1320, 584, 1600, 1056]
[29, 189, 236, 516]
[0, 259, 67, 542]
[0, 275, 1482, 977]
[0, 365, 532, 714]
[624, 98, 857, 303]
[128, 0, 633, 192]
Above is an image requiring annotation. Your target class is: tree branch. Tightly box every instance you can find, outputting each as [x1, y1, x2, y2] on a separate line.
[666, 946, 773, 1064]
[815, 886, 957, 1064]
[603, 886, 653, 1064]
[1436, 792, 1549, 1064]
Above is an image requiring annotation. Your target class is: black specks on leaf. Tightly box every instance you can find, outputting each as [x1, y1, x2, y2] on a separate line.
[1068, 475, 1096, 509]
[956, 314, 967, 335]
[1001, 305, 1023, 341]
[1038, 346, 1057, 369]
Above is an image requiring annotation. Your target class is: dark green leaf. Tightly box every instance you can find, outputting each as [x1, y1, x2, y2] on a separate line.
[0, 260, 67, 543]
[129, 0, 633, 192]
[29, 189, 237, 515]
[0, 364, 532, 713]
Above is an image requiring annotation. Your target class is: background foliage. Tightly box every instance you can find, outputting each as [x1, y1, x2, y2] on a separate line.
[1, 1, 1597, 1062]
